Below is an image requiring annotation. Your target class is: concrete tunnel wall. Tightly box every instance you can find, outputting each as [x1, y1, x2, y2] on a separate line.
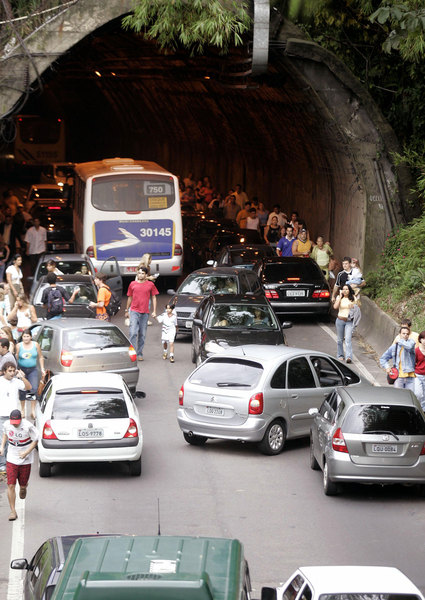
[0, 0, 409, 272]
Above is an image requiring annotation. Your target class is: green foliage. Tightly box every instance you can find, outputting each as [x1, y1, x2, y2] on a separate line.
[366, 214, 425, 301]
[392, 145, 425, 203]
[122, 0, 252, 55]
[370, 2, 425, 62]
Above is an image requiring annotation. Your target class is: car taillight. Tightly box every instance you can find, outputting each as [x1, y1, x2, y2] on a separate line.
[42, 420, 58, 440]
[179, 385, 184, 406]
[332, 427, 348, 453]
[265, 289, 279, 299]
[129, 346, 137, 362]
[174, 244, 183, 256]
[60, 350, 73, 367]
[420, 443, 425, 456]
[124, 418, 138, 438]
[312, 289, 331, 299]
[86, 245, 94, 257]
[249, 392, 263, 415]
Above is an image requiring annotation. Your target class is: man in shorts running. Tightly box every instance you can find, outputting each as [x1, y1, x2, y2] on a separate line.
[0, 409, 38, 521]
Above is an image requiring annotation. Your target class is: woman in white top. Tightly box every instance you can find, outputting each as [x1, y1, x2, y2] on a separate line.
[6, 254, 24, 308]
[7, 294, 37, 332]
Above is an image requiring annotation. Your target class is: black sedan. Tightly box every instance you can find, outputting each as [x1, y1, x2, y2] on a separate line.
[191, 294, 292, 365]
[202, 228, 264, 265]
[254, 256, 331, 317]
[209, 243, 276, 269]
[167, 266, 263, 334]
[30, 274, 99, 319]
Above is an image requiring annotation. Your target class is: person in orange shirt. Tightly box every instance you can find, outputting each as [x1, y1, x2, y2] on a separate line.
[90, 273, 112, 321]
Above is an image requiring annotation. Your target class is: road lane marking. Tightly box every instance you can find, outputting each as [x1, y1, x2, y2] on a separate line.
[318, 322, 379, 385]
[7, 496, 25, 600]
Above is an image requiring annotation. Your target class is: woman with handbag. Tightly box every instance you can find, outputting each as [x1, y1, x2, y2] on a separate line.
[380, 326, 416, 390]
[333, 283, 357, 363]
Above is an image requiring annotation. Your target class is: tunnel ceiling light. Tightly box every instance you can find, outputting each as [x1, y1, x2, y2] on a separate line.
[95, 70, 102, 77]
[111, 72, 116, 76]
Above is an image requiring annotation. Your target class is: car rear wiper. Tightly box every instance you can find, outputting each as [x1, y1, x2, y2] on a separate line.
[365, 430, 400, 440]
[216, 382, 250, 387]
[98, 344, 117, 350]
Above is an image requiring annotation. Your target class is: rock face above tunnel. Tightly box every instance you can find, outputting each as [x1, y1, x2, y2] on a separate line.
[0, 2, 410, 272]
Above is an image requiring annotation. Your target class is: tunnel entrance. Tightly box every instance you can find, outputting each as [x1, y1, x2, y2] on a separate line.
[4, 14, 405, 269]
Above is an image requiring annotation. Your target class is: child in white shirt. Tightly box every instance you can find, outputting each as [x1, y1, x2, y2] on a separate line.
[156, 304, 178, 363]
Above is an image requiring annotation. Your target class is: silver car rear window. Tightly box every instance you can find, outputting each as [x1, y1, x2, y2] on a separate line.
[52, 391, 129, 419]
[189, 358, 263, 388]
[342, 405, 425, 436]
[63, 327, 128, 351]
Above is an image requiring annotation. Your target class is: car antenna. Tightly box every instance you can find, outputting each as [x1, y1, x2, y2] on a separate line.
[157, 497, 161, 535]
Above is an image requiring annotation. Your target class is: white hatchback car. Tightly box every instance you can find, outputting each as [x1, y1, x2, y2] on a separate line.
[36, 372, 142, 477]
[262, 566, 425, 600]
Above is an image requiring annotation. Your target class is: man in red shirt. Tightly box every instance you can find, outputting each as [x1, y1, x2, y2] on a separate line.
[125, 267, 158, 361]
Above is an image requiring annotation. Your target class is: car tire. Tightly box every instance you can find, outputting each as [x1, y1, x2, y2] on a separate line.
[39, 460, 52, 477]
[310, 435, 320, 470]
[191, 345, 197, 364]
[323, 461, 338, 496]
[183, 432, 207, 446]
[129, 457, 142, 477]
[258, 420, 286, 455]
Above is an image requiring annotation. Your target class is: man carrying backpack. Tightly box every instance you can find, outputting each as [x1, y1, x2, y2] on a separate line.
[90, 272, 115, 321]
[41, 273, 79, 319]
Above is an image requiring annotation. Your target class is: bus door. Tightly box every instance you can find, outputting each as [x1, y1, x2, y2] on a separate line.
[100, 256, 123, 299]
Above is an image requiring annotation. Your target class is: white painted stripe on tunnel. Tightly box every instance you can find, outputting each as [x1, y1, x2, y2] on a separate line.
[7, 496, 25, 600]
[318, 322, 380, 386]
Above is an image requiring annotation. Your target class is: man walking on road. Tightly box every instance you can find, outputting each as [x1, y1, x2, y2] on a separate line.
[380, 326, 416, 390]
[125, 267, 158, 361]
[24, 218, 47, 271]
[0, 409, 38, 521]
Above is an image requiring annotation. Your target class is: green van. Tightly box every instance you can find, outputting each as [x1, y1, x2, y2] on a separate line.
[51, 535, 251, 600]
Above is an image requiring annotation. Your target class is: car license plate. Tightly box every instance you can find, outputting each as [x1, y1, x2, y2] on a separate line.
[125, 266, 138, 273]
[286, 290, 305, 297]
[206, 406, 224, 416]
[185, 321, 192, 328]
[78, 428, 104, 438]
[372, 444, 397, 453]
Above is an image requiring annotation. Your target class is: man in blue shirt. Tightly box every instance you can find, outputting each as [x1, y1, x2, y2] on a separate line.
[276, 224, 294, 257]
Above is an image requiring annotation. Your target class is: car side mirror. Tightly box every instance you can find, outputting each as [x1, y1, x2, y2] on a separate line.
[309, 408, 319, 416]
[281, 321, 292, 329]
[10, 558, 29, 570]
[261, 587, 277, 600]
[343, 375, 352, 385]
[167, 289, 176, 295]
[192, 318, 203, 327]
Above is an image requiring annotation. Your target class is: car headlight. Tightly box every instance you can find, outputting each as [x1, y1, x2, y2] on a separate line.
[205, 341, 228, 354]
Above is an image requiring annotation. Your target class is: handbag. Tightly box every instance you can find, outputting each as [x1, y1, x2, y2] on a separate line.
[387, 343, 399, 385]
[37, 369, 52, 397]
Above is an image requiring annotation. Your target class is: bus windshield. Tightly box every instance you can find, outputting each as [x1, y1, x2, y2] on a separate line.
[92, 174, 176, 212]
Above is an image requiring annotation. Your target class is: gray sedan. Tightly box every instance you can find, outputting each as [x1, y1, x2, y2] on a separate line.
[177, 345, 370, 455]
[309, 386, 425, 495]
[27, 318, 139, 392]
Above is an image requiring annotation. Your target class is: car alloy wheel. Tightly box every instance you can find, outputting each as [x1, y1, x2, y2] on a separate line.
[259, 420, 286, 455]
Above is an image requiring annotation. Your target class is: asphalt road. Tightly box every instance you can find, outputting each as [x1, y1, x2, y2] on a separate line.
[1, 298, 424, 599]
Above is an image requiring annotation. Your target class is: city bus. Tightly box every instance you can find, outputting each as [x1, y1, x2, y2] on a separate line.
[13, 114, 65, 165]
[73, 158, 184, 277]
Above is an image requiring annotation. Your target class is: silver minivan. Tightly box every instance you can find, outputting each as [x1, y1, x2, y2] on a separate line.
[177, 345, 369, 455]
[309, 386, 425, 495]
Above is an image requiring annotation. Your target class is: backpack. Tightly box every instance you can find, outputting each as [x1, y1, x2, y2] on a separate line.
[105, 285, 120, 317]
[47, 287, 64, 315]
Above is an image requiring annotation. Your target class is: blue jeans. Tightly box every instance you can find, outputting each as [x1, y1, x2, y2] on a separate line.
[0, 416, 8, 470]
[335, 317, 354, 360]
[394, 376, 415, 391]
[129, 310, 149, 357]
[19, 366, 38, 400]
[415, 374, 425, 410]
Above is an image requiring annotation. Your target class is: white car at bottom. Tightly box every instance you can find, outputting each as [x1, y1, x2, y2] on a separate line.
[262, 566, 424, 600]
[36, 372, 142, 477]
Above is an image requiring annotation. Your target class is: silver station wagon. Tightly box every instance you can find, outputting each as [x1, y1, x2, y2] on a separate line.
[177, 345, 370, 455]
[309, 386, 425, 495]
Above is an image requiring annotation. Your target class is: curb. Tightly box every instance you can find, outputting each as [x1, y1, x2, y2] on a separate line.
[356, 296, 399, 358]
